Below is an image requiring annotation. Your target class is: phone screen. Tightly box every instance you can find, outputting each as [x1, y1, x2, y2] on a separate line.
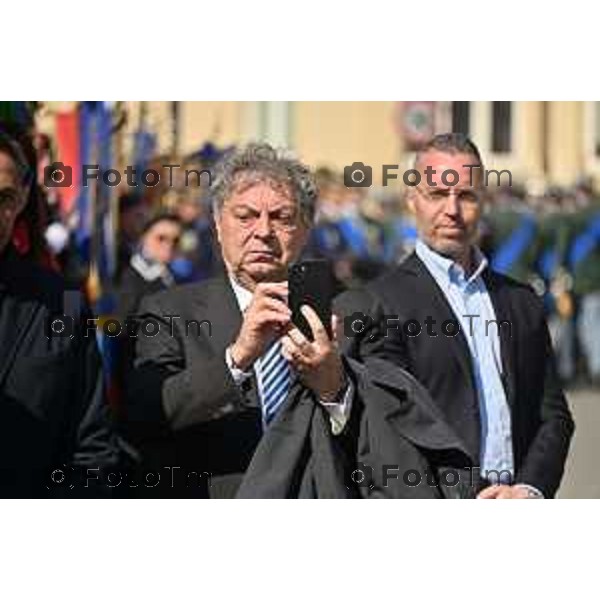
[288, 259, 335, 341]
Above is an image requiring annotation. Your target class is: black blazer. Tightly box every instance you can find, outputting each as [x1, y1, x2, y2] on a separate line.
[0, 247, 119, 497]
[113, 263, 168, 324]
[336, 252, 575, 497]
[124, 277, 264, 498]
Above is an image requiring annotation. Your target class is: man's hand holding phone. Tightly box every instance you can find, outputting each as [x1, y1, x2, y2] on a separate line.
[229, 282, 290, 371]
[229, 259, 347, 404]
[281, 305, 346, 403]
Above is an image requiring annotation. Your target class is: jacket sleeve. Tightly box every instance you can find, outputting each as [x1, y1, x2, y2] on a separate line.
[57, 302, 122, 497]
[335, 287, 412, 371]
[514, 302, 575, 497]
[126, 292, 244, 433]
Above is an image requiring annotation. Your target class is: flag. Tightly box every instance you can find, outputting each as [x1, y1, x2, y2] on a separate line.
[73, 101, 117, 304]
[54, 110, 80, 216]
[84, 102, 121, 408]
[95, 101, 117, 291]
[133, 129, 156, 175]
[75, 101, 96, 266]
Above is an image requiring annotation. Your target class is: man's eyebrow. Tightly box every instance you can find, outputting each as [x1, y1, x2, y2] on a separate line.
[269, 205, 296, 213]
[231, 204, 260, 212]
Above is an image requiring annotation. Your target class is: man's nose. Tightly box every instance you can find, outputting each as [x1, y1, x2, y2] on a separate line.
[254, 212, 274, 238]
[443, 191, 461, 217]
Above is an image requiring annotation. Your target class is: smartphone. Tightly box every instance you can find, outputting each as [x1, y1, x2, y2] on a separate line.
[288, 259, 335, 341]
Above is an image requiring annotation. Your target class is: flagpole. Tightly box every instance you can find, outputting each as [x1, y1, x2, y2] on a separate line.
[171, 101, 180, 158]
[88, 102, 101, 307]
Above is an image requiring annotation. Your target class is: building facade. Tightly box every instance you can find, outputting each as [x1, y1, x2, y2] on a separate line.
[36, 101, 600, 190]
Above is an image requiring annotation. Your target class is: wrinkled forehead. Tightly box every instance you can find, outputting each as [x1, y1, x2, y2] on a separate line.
[416, 150, 483, 188]
[227, 174, 296, 207]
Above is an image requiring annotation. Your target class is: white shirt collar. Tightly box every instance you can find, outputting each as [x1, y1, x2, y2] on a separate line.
[131, 252, 173, 284]
[415, 239, 488, 286]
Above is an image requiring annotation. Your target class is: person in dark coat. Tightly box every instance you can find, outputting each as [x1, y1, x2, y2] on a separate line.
[124, 143, 354, 498]
[336, 133, 574, 499]
[0, 130, 120, 497]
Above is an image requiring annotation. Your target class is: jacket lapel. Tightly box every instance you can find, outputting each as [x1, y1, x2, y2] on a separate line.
[400, 254, 476, 394]
[192, 278, 243, 353]
[191, 277, 260, 407]
[482, 271, 517, 409]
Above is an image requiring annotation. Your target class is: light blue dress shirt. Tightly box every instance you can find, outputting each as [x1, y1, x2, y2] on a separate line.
[415, 239, 514, 481]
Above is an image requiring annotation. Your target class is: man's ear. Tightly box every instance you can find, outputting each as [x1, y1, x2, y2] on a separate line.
[213, 211, 223, 246]
[405, 190, 416, 215]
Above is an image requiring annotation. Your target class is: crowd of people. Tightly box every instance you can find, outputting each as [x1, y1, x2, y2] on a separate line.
[42, 151, 600, 389]
[0, 119, 587, 497]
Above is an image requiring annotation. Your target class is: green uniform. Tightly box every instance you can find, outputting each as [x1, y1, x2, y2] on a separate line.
[483, 203, 540, 284]
[566, 203, 600, 296]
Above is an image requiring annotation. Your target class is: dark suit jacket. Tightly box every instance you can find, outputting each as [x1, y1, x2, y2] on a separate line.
[124, 277, 264, 498]
[237, 357, 474, 498]
[113, 263, 167, 324]
[125, 275, 479, 499]
[336, 252, 575, 498]
[112, 262, 169, 403]
[0, 246, 120, 497]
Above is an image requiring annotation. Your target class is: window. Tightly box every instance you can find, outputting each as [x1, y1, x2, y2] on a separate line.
[491, 101, 512, 153]
[452, 101, 470, 136]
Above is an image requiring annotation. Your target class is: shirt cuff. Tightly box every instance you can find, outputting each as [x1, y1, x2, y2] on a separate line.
[225, 346, 253, 386]
[514, 484, 545, 499]
[319, 380, 354, 436]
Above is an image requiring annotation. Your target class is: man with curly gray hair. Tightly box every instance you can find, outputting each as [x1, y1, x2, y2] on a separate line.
[127, 142, 352, 498]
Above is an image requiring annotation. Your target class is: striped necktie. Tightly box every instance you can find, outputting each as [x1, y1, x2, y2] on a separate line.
[258, 340, 292, 425]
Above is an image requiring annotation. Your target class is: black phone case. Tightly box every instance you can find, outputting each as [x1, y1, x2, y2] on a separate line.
[288, 259, 335, 341]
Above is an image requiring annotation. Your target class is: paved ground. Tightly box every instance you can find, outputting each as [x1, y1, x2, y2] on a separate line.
[557, 387, 600, 498]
